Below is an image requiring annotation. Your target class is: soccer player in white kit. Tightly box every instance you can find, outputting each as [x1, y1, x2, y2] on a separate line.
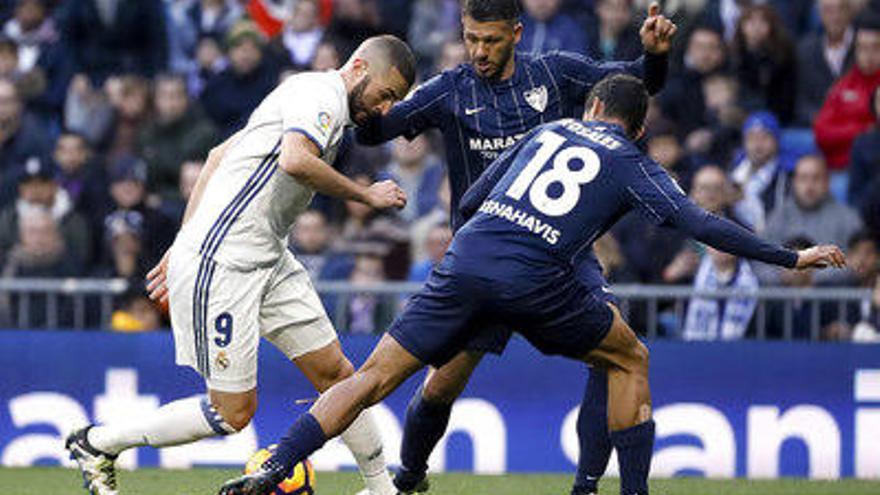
[65, 35, 416, 495]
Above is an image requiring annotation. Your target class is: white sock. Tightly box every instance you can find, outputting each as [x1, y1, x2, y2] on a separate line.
[339, 408, 396, 495]
[88, 396, 235, 456]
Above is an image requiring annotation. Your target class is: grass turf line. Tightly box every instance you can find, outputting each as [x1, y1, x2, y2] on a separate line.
[0, 468, 878, 495]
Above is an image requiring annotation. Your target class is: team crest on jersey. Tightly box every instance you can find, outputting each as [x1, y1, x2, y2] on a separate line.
[524, 85, 548, 113]
[317, 111, 332, 135]
[215, 351, 230, 371]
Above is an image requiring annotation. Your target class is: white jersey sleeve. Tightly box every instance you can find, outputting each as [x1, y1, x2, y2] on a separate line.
[278, 75, 349, 156]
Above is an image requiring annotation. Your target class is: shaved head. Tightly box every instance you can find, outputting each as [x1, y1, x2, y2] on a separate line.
[351, 35, 416, 88]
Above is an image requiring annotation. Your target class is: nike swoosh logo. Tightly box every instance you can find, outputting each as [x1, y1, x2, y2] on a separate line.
[465, 107, 485, 115]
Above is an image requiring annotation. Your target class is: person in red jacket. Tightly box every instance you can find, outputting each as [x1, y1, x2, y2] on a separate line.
[815, 12, 880, 173]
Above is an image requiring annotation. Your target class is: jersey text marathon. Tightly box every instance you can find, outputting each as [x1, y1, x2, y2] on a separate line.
[478, 199, 561, 245]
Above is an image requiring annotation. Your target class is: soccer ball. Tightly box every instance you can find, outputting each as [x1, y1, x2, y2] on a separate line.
[244, 445, 316, 495]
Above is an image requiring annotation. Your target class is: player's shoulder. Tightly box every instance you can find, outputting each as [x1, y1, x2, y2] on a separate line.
[535, 50, 600, 72]
[277, 71, 344, 100]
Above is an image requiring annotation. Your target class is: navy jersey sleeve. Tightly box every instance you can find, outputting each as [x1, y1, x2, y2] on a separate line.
[355, 72, 451, 145]
[550, 51, 667, 98]
[623, 156, 798, 268]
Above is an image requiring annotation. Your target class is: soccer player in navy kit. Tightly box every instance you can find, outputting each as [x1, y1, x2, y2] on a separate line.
[356, 1, 677, 493]
[219, 75, 845, 495]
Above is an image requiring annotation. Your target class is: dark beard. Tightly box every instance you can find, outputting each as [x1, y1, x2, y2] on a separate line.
[348, 76, 370, 124]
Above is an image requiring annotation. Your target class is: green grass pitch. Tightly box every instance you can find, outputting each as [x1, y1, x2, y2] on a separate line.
[0, 468, 878, 495]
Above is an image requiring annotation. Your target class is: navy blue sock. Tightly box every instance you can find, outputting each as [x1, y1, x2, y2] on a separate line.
[609, 420, 655, 495]
[572, 369, 612, 494]
[399, 388, 452, 478]
[268, 413, 327, 476]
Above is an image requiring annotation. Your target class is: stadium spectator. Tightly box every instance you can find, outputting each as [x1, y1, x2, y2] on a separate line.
[699, 0, 749, 43]
[53, 131, 110, 225]
[103, 75, 152, 161]
[323, 0, 383, 59]
[160, 159, 202, 224]
[814, 12, 880, 171]
[96, 209, 150, 281]
[696, 74, 745, 164]
[731, 5, 796, 124]
[765, 154, 863, 249]
[188, 35, 228, 96]
[165, 0, 242, 74]
[310, 38, 342, 70]
[289, 209, 351, 281]
[334, 173, 410, 280]
[659, 25, 727, 137]
[644, 121, 697, 192]
[184, 0, 242, 44]
[271, 0, 324, 70]
[847, 85, 880, 234]
[104, 155, 176, 267]
[56, 0, 167, 84]
[0, 77, 50, 208]
[765, 236, 820, 338]
[434, 39, 467, 74]
[62, 73, 114, 146]
[794, 0, 855, 126]
[110, 290, 162, 332]
[586, 0, 641, 61]
[519, 0, 589, 55]
[2, 0, 72, 125]
[0, 208, 80, 327]
[346, 253, 395, 334]
[408, 0, 460, 74]
[200, 22, 279, 136]
[0, 156, 92, 267]
[407, 223, 451, 282]
[380, 135, 444, 223]
[593, 232, 639, 283]
[613, 208, 687, 284]
[682, 245, 758, 340]
[728, 111, 787, 233]
[852, 273, 880, 342]
[409, 174, 450, 263]
[138, 73, 218, 201]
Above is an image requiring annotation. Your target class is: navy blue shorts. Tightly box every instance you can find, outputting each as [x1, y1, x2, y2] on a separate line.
[388, 263, 616, 368]
[461, 258, 618, 356]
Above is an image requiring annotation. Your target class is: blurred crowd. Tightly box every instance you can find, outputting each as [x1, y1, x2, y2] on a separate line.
[0, 0, 878, 340]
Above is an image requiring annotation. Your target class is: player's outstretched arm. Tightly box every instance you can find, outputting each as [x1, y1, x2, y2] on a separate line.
[280, 131, 407, 209]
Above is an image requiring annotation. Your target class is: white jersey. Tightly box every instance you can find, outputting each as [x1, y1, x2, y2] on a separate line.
[175, 71, 351, 270]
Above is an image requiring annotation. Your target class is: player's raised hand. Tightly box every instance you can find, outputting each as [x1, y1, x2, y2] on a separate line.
[640, 1, 677, 55]
[146, 249, 171, 304]
[364, 179, 407, 210]
[795, 244, 847, 270]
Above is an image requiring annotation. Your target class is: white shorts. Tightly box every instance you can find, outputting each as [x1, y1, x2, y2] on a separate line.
[167, 246, 336, 392]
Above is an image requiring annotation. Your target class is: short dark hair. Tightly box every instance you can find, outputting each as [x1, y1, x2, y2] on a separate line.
[586, 74, 649, 140]
[856, 9, 880, 33]
[784, 236, 816, 251]
[369, 34, 417, 88]
[462, 0, 521, 23]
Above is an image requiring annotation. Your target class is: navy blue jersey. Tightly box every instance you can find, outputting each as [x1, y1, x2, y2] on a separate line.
[453, 119, 798, 278]
[357, 51, 667, 229]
